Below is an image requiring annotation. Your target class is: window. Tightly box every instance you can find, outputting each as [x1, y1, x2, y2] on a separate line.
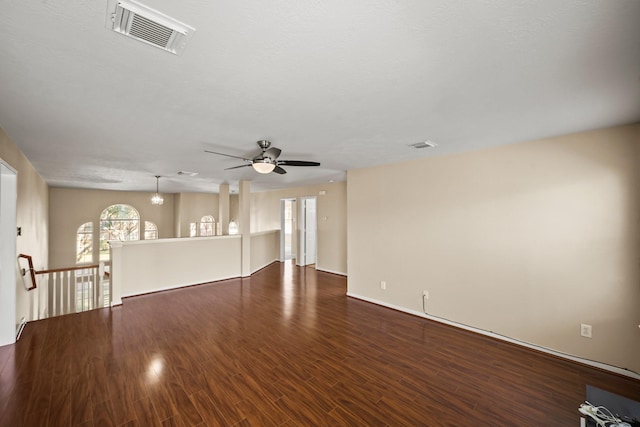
[76, 222, 93, 263]
[100, 204, 140, 261]
[200, 215, 215, 236]
[189, 222, 197, 237]
[144, 221, 158, 240]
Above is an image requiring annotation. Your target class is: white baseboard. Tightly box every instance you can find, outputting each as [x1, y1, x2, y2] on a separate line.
[121, 275, 240, 300]
[251, 259, 278, 274]
[347, 292, 640, 380]
[316, 267, 347, 276]
[16, 317, 26, 340]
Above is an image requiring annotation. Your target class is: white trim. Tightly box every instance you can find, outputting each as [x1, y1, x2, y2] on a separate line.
[316, 267, 347, 276]
[298, 196, 317, 266]
[0, 158, 17, 174]
[251, 260, 277, 274]
[121, 275, 239, 299]
[0, 162, 17, 346]
[250, 230, 278, 237]
[347, 292, 640, 380]
[16, 317, 26, 340]
[110, 234, 240, 247]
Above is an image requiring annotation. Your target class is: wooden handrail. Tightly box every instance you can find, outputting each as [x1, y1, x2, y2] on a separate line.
[18, 255, 111, 318]
[35, 264, 100, 275]
[18, 254, 37, 291]
[18, 254, 107, 286]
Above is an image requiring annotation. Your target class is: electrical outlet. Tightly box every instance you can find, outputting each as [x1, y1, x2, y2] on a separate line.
[580, 324, 592, 338]
[380, 281, 386, 290]
[423, 290, 429, 299]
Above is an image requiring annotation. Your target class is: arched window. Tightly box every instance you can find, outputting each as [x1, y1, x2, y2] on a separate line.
[100, 204, 140, 261]
[144, 221, 158, 240]
[200, 215, 215, 236]
[76, 222, 93, 263]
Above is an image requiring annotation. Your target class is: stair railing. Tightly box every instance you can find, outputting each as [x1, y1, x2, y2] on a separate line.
[18, 254, 110, 320]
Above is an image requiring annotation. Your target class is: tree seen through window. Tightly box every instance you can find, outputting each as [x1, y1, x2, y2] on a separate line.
[100, 204, 140, 261]
[76, 222, 93, 263]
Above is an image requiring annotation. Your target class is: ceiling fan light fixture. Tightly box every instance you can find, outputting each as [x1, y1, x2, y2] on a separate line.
[205, 140, 320, 175]
[252, 159, 276, 174]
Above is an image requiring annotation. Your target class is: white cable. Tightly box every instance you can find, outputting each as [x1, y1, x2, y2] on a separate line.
[579, 401, 622, 427]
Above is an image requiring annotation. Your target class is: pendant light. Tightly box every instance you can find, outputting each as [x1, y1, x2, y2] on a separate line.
[151, 175, 164, 205]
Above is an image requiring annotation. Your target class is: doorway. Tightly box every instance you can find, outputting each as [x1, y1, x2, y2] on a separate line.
[280, 198, 297, 261]
[298, 196, 317, 267]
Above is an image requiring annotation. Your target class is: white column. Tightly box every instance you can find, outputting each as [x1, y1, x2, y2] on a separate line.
[238, 180, 251, 277]
[219, 183, 230, 236]
[109, 241, 123, 306]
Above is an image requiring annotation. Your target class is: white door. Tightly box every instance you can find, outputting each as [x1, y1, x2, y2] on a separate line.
[0, 161, 17, 345]
[298, 197, 317, 266]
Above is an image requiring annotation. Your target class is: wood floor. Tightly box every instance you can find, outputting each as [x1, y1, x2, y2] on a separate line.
[1, 261, 639, 426]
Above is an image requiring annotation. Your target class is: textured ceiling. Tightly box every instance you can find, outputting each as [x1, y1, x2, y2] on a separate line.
[0, 0, 639, 193]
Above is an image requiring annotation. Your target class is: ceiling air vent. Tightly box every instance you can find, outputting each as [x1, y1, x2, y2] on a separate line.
[409, 141, 437, 149]
[105, 0, 195, 55]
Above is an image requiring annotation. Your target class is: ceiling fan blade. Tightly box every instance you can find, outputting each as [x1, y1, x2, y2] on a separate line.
[265, 147, 282, 159]
[205, 150, 250, 161]
[273, 166, 287, 175]
[277, 160, 320, 167]
[224, 164, 252, 170]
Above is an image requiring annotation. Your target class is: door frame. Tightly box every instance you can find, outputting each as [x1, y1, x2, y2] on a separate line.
[0, 159, 17, 345]
[297, 196, 317, 267]
[279, 198, 296, 261]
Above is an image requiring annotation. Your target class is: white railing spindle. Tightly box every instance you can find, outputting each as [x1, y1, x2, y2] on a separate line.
[22, 259, 111, 321]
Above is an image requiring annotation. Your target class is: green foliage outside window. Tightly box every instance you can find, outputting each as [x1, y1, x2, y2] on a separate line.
[76, 222, 93, 263]
[99, 204, 140, 261]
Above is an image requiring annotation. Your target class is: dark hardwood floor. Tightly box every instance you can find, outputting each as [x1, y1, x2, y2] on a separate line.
[1, 261, 639, 426]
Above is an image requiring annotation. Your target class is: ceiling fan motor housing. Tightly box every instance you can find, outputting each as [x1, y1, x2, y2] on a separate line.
[256, 140, 271, 150]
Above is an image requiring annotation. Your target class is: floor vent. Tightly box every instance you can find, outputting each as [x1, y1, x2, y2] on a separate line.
[105, 0, 195, 55]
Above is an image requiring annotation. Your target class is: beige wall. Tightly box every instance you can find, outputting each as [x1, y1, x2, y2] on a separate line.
[0, 127, 49, 324]
[48, 182, 347, 274]
[251, 181, 347, 275]
[230, 194, 239, 226]
[250, 230, 280, 273]
[111, 236, 242, 303]
[49, 188, 175, 268]
[174, 192, 219, 237]
[347, 124, 640, 373]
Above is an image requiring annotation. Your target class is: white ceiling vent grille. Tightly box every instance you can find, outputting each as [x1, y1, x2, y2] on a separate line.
[105, 0, 195, 55]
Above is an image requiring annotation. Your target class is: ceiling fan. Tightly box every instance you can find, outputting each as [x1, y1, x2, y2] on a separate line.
[205, 140, 320, 174]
